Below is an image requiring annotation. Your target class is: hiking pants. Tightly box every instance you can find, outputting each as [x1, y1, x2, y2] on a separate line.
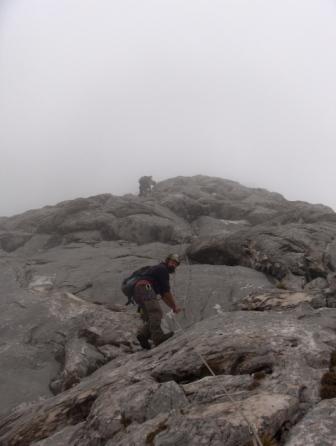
[133, 283, 165, 346]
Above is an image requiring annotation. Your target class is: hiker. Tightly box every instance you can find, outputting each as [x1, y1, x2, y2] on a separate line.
[133, 254, 182, 349]
[138, 176, 156, 197]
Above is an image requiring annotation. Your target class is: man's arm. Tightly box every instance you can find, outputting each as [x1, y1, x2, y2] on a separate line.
[161, 291, 182, 313]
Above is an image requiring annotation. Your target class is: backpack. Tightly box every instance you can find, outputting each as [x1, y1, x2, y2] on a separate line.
[121, 266, 152, 305]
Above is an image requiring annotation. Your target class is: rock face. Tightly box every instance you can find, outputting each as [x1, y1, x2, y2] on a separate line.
[0, 195, 190, 248]
[1, 175, 333, 251]
[1, 310, 336, 445]
[285, 399, 336, 446]
[0, 175, 336, 445]
[152, 176, 333, 225]
[187, 222, 336, 291]
[0, 259, 140, 416]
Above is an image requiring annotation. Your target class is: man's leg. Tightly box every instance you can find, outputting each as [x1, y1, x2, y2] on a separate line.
[137, 307, 151, 347]
[134, 285, 153, 349]
[144, 299, 173, 346]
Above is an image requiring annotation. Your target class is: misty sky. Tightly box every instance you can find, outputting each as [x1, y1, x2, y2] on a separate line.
[1, 0, 336, 217]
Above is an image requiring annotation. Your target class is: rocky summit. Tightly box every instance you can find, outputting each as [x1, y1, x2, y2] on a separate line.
[1, 175, 336, 446]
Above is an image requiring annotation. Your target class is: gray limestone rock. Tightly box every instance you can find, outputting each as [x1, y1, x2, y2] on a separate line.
[171, 264, 274, 326]
[0, 257, 140, 417]
[3, 175, 334, 254]
[14, 240, 273, 320]
[239, 290, 328, 311]
[2, 309, 335, 445]
[192, 215, 250, 237]
[2, 193, 191, 247]
[187, 222, 336, 289]
[50, 336, 105, 394]
[0, 231, 32, 252]
[31, 424, 84, 446]
[152, 175, 333, 225]
[325, 239, 336, 271]
[304, 277, 328, 292]
[182, 374, 254, 403]
[145, 381, 189, 419]
[285, 399, 336, 446]
[1, 175, 336, 445]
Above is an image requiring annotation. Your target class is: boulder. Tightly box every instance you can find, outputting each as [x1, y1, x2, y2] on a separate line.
[152, 175, 333, 225]
[239, 290, 326, 311]
[325, 238, 336, 271]
[285, 399, 336, 446]
[0, 231, 32, 252]
[1, 175, 336, 445]
[2, 176, 335, 254]
[1, 309, 336, 445]
[0, 256, 140, 417]
[187, 222, 336, 289]
[15, 241, 274, 323]
[192, 215, 250, 237]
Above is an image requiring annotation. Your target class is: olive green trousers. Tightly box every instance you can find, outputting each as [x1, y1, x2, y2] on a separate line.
[134, 284, 165, 346]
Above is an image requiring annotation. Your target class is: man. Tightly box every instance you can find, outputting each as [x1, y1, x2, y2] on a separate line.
[133, 254, 182, 349]
[138, 176, 156, 197]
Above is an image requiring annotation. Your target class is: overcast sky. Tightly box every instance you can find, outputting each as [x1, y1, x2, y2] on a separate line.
[1, 0, 336, 217]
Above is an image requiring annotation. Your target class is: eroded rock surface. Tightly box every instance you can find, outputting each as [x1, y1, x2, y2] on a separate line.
[1, 175, 336, 445]
[1, 310, 336, 445]
[187, 222, 336, 293]
[0, 243, 273, 416]
[0, 256, 140, 416]
[239, 290, 329, 311]
[285, 399, 336, 446]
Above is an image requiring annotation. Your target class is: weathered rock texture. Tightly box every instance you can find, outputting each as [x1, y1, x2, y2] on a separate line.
[1, 310, 336, 445]
[1, 175, 336, 445]
[285, 398, 336, 446]
[187, 222, 336, 291]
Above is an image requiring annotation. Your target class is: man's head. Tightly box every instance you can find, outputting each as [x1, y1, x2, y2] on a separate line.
[165, 253, 181, 273]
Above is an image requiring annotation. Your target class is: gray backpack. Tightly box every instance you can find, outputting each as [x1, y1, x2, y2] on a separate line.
[121, 266, 152, 305]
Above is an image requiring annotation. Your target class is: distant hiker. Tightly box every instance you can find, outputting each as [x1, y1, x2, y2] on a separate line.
[138, 176, 156, 197]
[126, 254, 182, 349]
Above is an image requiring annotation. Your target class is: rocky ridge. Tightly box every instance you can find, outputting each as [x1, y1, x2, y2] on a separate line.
[1, 175, 336, 445]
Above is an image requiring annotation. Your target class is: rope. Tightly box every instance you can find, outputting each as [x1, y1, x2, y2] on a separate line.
[169, 230, 263, 444]
[176, 237, 193, 320]
[182, 252, 192, 320]
[171, 314, 264, 446]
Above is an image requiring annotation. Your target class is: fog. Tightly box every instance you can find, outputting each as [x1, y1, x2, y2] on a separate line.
[1, 0, 336, 217]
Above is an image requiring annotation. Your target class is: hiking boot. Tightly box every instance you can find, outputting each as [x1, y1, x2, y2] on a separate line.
[137, 334, 151, 350]
[154, 331, 174, 346]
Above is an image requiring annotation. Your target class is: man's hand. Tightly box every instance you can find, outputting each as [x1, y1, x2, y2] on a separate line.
[173, 305, 182, 314]
[162, 292, 182, 313]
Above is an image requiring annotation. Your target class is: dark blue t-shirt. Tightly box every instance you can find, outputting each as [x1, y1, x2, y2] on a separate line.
[141, 263, 170, 296]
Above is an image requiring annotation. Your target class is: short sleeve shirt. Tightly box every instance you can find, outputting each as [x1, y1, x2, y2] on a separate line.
[141, 263, 170, 296]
